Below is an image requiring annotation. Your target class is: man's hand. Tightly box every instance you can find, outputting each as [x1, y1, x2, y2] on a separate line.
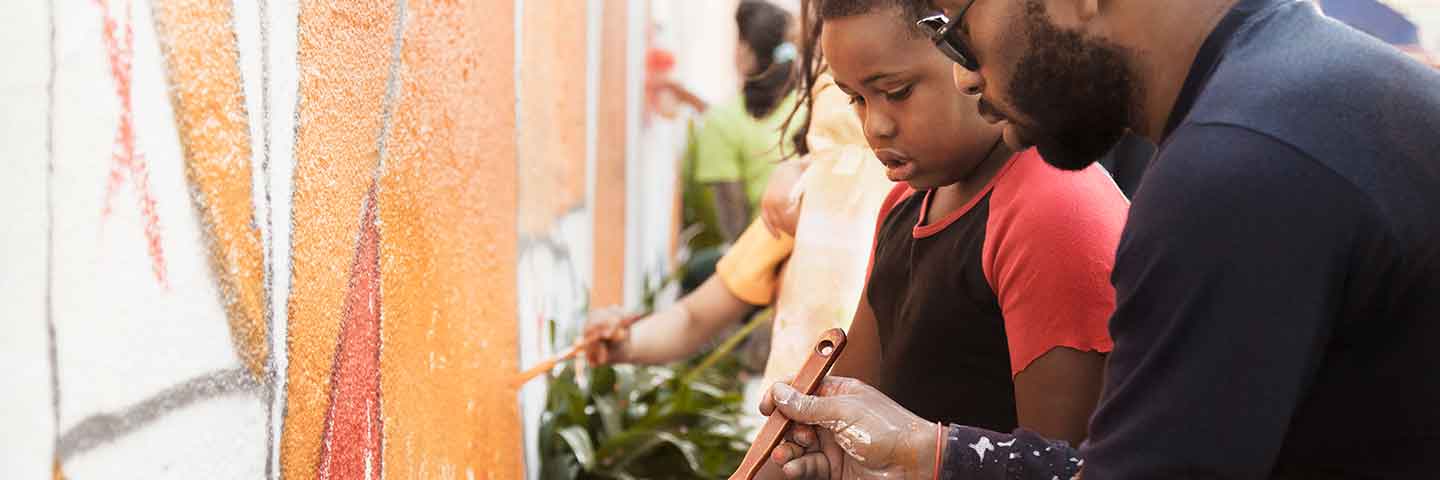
[760, 160, 810, 238]
[759, 377, 939, 479]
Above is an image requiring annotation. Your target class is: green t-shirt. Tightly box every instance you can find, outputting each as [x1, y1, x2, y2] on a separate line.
[682, 93, 803, 250]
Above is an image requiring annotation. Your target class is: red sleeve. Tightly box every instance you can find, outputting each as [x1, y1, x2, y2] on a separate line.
[982, 149, 1128, 376]
[865, 183, 913, 281]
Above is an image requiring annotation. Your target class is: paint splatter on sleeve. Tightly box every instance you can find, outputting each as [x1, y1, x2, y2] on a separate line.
[941, 426, 1082, 480]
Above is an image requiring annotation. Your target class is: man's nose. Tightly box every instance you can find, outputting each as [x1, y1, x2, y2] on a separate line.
[953, 63, 984, 96]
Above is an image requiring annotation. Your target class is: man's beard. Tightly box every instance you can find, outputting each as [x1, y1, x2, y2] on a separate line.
[1008, 0, 1140, 171]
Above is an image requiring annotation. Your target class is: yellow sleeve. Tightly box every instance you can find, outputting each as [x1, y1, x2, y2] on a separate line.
[714, 218, 795, 306]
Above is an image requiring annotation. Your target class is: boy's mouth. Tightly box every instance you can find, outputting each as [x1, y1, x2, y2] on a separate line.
[874, 148, 917, 182]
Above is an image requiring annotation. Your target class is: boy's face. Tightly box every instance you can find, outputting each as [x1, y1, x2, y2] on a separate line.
[930, 0, 1140, 170]
[822, 8, 1003, 190]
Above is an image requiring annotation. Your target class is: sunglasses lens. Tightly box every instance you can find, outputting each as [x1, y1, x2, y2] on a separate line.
[942, 41, 975, 70]
[918, 15, 978, 70]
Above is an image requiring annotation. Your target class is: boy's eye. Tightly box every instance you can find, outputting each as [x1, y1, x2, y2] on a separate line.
[848, 95, 866, 106]
[885, 85, 914, 102]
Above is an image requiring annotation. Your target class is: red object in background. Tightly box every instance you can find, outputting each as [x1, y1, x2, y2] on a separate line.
[96, 0, 169, 289]
[648, 47, 676, 75]
[645, 47, 680, 120]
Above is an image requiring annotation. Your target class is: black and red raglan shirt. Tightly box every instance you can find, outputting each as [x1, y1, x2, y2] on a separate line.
[864, 147, 1129, 431]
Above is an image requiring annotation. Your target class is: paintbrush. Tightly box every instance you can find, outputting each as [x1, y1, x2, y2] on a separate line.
[729, 328, 848, 480]
[511, 312, 645, 387]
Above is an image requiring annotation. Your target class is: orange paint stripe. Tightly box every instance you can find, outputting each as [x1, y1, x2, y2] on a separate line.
[318, 187, 384, 480]
[517, 1, 589, 235]
[282, 1, 399, 479]
[151, 0, 267, 379]
[376, 0, 521, 476]
[592, 0, 630, 309]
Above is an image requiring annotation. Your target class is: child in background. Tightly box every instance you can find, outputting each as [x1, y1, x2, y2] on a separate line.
[670, 0, 803, 284]
[583, 75, 868, 370]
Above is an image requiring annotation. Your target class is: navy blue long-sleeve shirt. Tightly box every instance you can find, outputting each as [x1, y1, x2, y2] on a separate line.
[939, 0, 1440, 478]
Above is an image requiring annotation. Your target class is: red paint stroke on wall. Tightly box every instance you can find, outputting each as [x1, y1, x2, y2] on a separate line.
[95, 0, 167, 288]
[317, 187, 384, 480]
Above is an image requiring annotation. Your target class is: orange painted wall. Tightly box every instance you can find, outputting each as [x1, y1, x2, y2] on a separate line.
[518, 1, 589, 236]
[282, 1, 398, 478]
[22, 0, 644, 476]
[592, 0, 630, 309]
[150, 0, 269, 380]
[376, 0, 522, 476]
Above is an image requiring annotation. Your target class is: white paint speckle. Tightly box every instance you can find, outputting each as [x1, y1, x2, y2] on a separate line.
[969, 436, 995, 462]
[998, 438, 1017, 447]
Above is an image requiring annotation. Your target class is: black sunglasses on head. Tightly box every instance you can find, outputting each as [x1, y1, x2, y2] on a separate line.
[916, 0, 980, 71]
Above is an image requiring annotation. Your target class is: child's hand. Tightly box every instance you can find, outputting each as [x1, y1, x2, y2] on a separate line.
[761, 159, 810, 238]
[582, 307, 635, 365]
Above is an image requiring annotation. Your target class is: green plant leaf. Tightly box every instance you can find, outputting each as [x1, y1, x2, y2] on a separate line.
[678, 315, 765, 386]
[541, 270, 752, 479]
[652, 432, 705, 473]
[558, 425, 598, 471]
[687, 381, 727, 399]
[594, 396, 623, 440]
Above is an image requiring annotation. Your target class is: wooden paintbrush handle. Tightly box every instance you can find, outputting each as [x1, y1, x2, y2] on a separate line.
[729, 328, 848, 480]
[512, 313, 647, 386]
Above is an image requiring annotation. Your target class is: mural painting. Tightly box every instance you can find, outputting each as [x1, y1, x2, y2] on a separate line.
[4, 0, 524, 477]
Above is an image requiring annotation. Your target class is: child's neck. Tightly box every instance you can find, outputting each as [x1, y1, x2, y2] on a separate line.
[925, 140, 1014, 226]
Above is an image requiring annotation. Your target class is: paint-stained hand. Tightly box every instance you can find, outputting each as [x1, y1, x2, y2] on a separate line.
[760, 159, 809, 238]
[760, 377, 939, 479]
[583, 307, 636, 365]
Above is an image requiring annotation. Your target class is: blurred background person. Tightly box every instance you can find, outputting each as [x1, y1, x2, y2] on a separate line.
[659, 0, 803, 292]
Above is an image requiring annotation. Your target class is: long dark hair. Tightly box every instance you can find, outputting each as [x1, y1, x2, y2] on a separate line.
[782, 0, 927, 157]
[737, 0, 796, 119]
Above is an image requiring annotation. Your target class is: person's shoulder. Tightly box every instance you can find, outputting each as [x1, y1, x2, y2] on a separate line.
[701, 96, 748, 126]
[991, 148, 1129, 219]
[878, 183, 918, 218]
[1152, 123, 1312, 189]
[1191, 1, 1440, 141]
[983, 149, 1128, 276]
[1138, 123, 1378, 237]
